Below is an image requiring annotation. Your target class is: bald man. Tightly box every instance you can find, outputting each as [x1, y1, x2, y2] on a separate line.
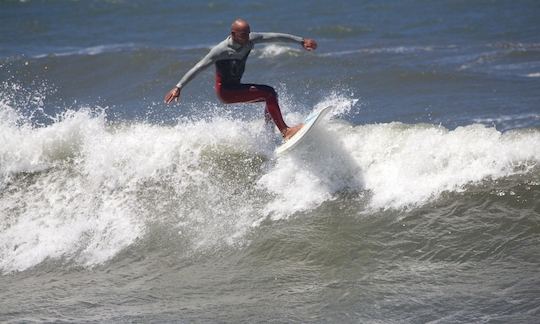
[165, 19, 317, 140]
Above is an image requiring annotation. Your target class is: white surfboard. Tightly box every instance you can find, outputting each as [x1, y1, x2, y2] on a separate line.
[275, 105, 333, 155]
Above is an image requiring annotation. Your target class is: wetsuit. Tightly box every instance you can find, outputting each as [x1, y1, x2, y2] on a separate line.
[175, 32, 304, 133]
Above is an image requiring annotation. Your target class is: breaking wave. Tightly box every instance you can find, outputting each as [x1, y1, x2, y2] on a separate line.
[1, 92, 539, 273]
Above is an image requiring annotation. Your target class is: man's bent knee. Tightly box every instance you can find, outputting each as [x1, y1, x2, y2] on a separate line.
[250, 85, 277, 99]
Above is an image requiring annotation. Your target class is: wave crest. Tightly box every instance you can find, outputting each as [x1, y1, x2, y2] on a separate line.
[1, 95, 539, 273]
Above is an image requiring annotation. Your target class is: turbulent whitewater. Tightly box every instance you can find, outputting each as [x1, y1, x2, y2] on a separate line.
[2, 99, 539, 273]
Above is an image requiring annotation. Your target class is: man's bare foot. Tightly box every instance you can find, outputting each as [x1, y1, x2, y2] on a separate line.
[283, 124, 304, 140]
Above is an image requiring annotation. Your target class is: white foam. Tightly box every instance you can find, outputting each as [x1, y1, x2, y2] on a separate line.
[472, 113, 540, 130]
[336, 122, 539, 210]
[256, 44, 301, 58]
[259, 120, 540, 216]
[321, 46, 435, 57]
[313, 92, 358, 116]
[473, 113, 540, 123]
[0, 108, 101, 185]
[258, 96, 361, 218]
[2, 95, 540, 272]
[32, 43, 137, 58]
[0, 105, 274, 273]
[0, 109, 147, 272]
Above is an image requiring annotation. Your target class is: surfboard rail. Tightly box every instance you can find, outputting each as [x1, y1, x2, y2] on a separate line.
[275, 106, 333, 155]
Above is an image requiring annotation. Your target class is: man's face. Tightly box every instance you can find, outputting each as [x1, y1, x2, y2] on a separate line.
[232, 28, 250, 45]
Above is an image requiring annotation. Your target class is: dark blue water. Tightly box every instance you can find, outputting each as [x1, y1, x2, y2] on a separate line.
[1, 1, 540, 322]
[2, 0, 539, 128]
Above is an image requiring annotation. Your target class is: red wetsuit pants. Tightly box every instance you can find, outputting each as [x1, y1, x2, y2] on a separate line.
[215, 73, 288, 133]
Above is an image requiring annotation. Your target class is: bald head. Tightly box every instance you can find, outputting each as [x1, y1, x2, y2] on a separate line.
[231, 18, 251, 45]
[231, 19, 250, 33]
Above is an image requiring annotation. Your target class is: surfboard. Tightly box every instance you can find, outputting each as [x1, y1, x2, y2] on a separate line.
[275, 105, 333, 155]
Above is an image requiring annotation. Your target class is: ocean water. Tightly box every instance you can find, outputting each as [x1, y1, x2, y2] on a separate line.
[1, 0, 540, 322]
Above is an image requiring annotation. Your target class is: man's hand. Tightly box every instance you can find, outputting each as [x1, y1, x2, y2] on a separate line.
[302, 38, 317, 51]
[164, 87, 181, 104]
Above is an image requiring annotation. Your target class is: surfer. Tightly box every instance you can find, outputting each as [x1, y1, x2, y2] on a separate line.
[164, 18, 317, 140]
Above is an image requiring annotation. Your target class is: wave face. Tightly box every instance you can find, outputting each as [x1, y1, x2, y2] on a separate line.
[2, 95, 539, 274]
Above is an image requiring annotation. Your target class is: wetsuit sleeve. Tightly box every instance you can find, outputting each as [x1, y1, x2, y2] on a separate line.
[250, 32, 304, 45]
[175, 46, 221, 89]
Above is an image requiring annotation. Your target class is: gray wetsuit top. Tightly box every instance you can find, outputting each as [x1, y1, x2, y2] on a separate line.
[176, 32, 304, 89]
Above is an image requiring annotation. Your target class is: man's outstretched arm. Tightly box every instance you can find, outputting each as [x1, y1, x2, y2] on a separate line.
[250, 32, 317, 51]
[164, 48, 219, 104]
